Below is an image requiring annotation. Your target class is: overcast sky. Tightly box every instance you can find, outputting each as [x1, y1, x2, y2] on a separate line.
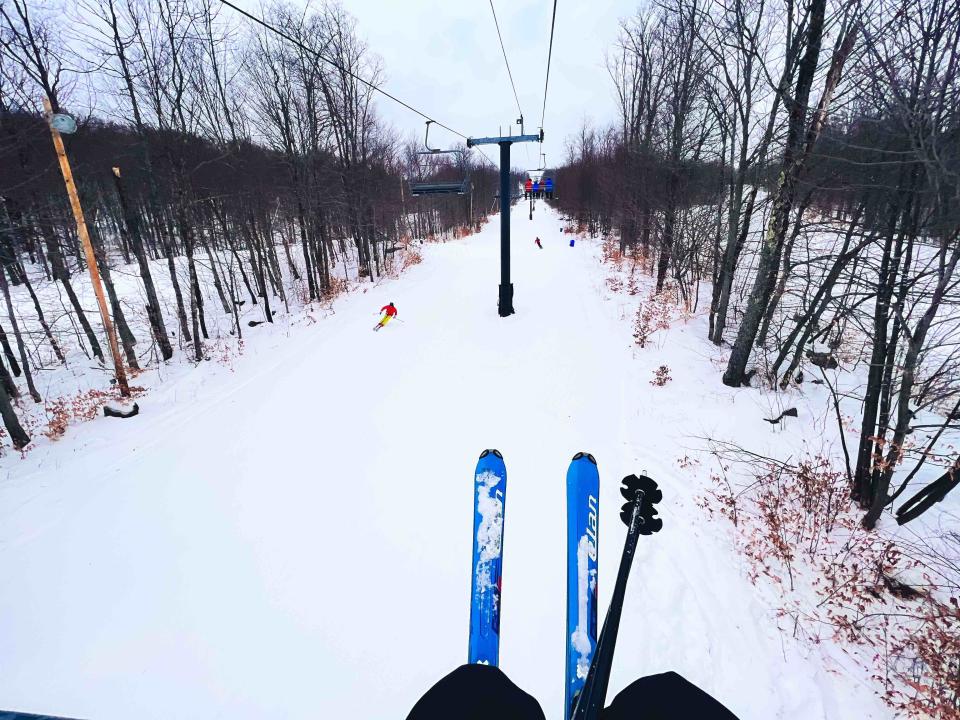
[229, 0, 639, 170]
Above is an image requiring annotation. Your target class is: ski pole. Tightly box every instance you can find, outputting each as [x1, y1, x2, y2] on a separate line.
[571, 474, 662, 720]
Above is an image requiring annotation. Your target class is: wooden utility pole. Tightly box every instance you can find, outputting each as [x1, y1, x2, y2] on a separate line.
[43, 98, 130, 397]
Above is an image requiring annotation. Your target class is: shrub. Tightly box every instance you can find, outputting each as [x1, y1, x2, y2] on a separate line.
[401, 245, 423, 271]
[701, 452, 960, 718]
[650, 365, 672, 386]
[634, 292, 675, 347]
[44, 386, 146, 442]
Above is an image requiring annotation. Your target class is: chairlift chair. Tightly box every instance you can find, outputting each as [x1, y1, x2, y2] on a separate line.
[409, 121, 470, 197]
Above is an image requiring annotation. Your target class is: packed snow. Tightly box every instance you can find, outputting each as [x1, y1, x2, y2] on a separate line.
[0, 203, 900, 718]
[473, 468, 505, 594]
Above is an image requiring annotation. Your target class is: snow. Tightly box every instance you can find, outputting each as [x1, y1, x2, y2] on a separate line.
[0, 202, 898, 719]
[572, 534, 595, 680]
[474, 469, 504, 585]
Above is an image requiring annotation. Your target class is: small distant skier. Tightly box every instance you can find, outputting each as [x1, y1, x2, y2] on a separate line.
[375, 302, 398, 331]
[535, 237, 543, 249]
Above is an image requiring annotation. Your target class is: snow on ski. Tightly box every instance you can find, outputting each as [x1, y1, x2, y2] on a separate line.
[468, 449, 507, 666]
[565, 451, 599, 719]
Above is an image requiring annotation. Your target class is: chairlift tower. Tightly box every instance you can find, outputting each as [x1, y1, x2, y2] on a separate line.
[467, 122, 543, 317]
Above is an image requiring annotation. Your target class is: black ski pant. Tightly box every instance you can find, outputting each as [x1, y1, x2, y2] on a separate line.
[406, 663, 741, 720]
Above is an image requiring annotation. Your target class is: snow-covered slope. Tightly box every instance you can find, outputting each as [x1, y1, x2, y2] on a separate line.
[0, 204, 891, 719]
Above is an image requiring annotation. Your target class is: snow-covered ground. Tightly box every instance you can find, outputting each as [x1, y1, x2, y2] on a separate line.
[0, 203, 899, 718]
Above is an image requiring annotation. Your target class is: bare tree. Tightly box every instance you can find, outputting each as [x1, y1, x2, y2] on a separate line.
[723, 0, 857, 386]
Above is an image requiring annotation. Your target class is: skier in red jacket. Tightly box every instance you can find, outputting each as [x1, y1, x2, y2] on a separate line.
[375, 302, 398, 331]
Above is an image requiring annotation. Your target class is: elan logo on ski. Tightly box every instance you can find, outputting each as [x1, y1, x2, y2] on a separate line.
[566, 451, 600, 719]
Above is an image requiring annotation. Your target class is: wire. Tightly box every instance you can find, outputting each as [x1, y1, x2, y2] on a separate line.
[216, 0, 498, 170]
[487, 0, 531, 167]
[488, 0, 524, 121]
[539, 0, 558, 132]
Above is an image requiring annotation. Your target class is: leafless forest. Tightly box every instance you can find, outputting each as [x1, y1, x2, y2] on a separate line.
[555, 2, 959, 711]
[556, 0, 960, 531]
[0, 0, 497, 447]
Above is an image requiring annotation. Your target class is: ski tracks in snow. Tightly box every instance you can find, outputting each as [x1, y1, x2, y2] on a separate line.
[0, 204, 890, 719]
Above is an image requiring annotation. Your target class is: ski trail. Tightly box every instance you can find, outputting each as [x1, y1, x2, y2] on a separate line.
[0, 204, 890, 719]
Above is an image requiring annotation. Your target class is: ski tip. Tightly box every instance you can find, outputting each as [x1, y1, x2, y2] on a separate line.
[479, 449, 503, 460]
[571, 451, 597, 465]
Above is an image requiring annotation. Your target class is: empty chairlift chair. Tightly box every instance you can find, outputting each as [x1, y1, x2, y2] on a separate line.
[409, 121, 470, 197]
[409, 176, 469, 196]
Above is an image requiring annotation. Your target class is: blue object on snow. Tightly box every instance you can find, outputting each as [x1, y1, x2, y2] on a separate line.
[469, 449, 508, 666]
[570, 238, 575, 247]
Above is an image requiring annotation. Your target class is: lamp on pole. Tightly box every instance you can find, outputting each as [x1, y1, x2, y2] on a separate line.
[43, 98, 130, 397]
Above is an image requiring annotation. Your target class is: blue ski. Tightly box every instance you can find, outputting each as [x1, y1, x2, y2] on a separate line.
[566, 452, 599, 719]
[468, 448, 507, 666]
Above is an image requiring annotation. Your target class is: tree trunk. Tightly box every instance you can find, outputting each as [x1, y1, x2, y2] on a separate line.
[38, 211, 104, 361]
[0, 351, 18, 399]
[160, 210, 192, 344]
[248, 220, 273, 323]
[863, 238, 960, 528]
[112, 168, 173, 360]
[297, 202, 317, 300]
[199, 226, 232, 315]
[0, 375, 29, 449]
[90, 225, 139, 370]
[0, 266, 40, 402]
[723, 0, 830, 386]
[0, 321, 20, 376]
[174, 199, 208, 343]
[756, 195, 812, 349]
[16, 260, 64, 363]
[771, 207, 866, 385]
[712, 185, 758, 344]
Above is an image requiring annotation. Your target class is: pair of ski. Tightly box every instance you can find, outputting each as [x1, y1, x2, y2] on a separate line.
[467, 449, 662, 720]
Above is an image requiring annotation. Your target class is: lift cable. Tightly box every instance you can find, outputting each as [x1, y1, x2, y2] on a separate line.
[539, 0, 559, 133]
[217, 0, 499, 170]
[488, 0, 525, 121]
[487, 0, 531, 166]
